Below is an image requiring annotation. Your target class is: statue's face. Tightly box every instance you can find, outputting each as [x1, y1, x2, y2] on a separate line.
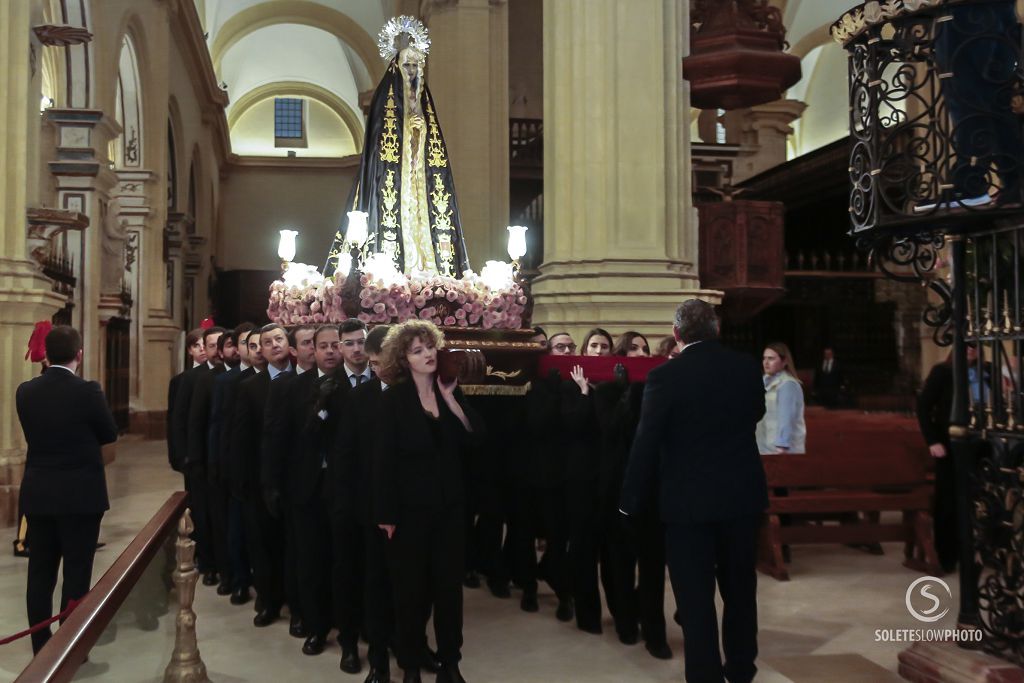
[400, 47, 425, 89]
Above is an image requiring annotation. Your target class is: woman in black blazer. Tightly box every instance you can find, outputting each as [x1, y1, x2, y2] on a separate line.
[374, 320, 484, 683]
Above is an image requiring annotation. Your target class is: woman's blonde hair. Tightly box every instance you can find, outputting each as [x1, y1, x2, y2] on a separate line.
[378, 319, 446, 384]
[765, 341, 797, 377]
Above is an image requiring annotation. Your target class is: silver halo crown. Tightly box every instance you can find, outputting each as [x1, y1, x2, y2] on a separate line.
[378, 16, 431, 62]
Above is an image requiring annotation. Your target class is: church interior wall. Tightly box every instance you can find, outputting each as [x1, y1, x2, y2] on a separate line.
[217, 161, 356, 272]
[507, 0, 542, 120]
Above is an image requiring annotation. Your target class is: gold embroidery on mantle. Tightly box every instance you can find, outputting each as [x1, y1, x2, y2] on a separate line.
[379, 86, 400, 164]
[426, 101, 447, 168]
[429, 173, 456, 274]
[380, 169, 401, 268]
[381, 169, 399, 230]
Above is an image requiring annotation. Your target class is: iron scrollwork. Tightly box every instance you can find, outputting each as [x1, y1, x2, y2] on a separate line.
[842, 1, 1024, 234]
[856, 231, 953, 345]
[838, 1, 1024, 664]
[973, 442, 1024, 665]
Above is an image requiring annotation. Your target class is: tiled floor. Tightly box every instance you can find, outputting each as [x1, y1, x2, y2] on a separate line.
[0, 437, 955, 681]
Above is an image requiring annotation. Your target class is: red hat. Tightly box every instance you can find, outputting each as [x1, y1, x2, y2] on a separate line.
[200, 317, 215, 330]
[25, 321, 52, 363]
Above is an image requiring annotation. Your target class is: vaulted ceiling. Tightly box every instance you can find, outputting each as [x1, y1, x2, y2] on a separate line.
[196, 0, 398, 157]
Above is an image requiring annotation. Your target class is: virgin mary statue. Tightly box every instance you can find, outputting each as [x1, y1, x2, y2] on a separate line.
[324, 16, 470, 279]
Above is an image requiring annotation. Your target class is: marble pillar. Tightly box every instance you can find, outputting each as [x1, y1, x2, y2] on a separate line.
[533, 0, 718, 344]
[424, 0, 510, 270]
[0, 1, 68, 525]
[732, 99, 807, 183]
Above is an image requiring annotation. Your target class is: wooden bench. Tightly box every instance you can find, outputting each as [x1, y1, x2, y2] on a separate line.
[757, 424, 941, 581]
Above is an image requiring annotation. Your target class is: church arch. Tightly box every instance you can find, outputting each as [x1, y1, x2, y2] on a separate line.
[227, 80, 365, 154]
[209, 0, 382, 88]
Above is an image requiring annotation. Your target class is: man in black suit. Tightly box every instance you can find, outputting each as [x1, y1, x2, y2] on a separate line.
[205, 327, 242, 597]
[16, 326, 118, 654]
[166, 328, 206, 470]
[231, 323, 291, 627]
[260, 324, 315, 638]
[812, 346, 846, 408]
[210, 323, 256, 604]
[621, 300, 767, 683]
[172, 326, 225, 584]
[266, 325, 345, 658]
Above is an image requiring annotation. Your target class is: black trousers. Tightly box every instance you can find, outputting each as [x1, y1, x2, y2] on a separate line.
[606, 509, 667, 646]
[184, 464, 213, 572]
[363, 523, 394, 670]
[933, 450, 959, 571]
[244, 496, 284, 613]
[283, 506, 302, 622]
[474, 482, 510, 587]
[330, 504, 365, 648]
[567, 482, 603, 630]
[509, 485, 570, 599]
[292, 478, 334, 638]
[388, 505, 464, 671]
[25, 513, 103, 654]
[228, 495, 251, 591]
[207, 477, 231, 585]
[665, 515, 761, 683]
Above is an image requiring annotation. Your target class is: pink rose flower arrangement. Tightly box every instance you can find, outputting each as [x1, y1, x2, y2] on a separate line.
[268, 268, 527, 329]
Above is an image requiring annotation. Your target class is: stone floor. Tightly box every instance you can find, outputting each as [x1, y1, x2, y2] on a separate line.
[0, 437, 959, 682]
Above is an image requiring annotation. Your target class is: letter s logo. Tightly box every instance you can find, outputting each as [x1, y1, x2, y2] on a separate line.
[906, 576, 951, 623]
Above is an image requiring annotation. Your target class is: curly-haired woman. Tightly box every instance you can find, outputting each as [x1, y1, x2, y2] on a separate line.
[373, 320, 484, 683]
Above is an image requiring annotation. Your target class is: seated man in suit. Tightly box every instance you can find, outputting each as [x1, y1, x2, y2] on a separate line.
[811, 346, 846, 408]
[621, 300, 767, 683]
[16, 325, 118, 654]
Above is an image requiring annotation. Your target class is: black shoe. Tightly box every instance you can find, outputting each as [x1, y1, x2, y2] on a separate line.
[618, 629, 639, 645]
[488, 580, 511, 599]
[216, 582, 232, 596]
[289, 615, 308, 638]
[230, 587, 251, 605]
[364, 666, 390, 683]
[253, 608, 280, 627]
[402, 669, 422, 683]
[202, 571, 219, 586]
[436, 663, 467, 683]
[462, 571, 480, 589]
[303, 634, 327, 655]
[577, 621, 602, 635]
[520, 590, 539, 613]
[645, 641, 672, 659]
[421, 646, 442, 674]
[556, 599, 574, 622]
[340, 647, 362, 674]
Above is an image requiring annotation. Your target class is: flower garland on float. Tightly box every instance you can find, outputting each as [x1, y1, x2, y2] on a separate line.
[267, 232, 529, 330]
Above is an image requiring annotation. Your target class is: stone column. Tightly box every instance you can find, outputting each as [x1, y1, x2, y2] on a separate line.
[0, 1, 67, 524]
[533, 0, 717, 343]
[731, 99, 807, 183]
[44, 108, 120, 380]
[423, 0, 510, 269]
[114, 171, 154, 418]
